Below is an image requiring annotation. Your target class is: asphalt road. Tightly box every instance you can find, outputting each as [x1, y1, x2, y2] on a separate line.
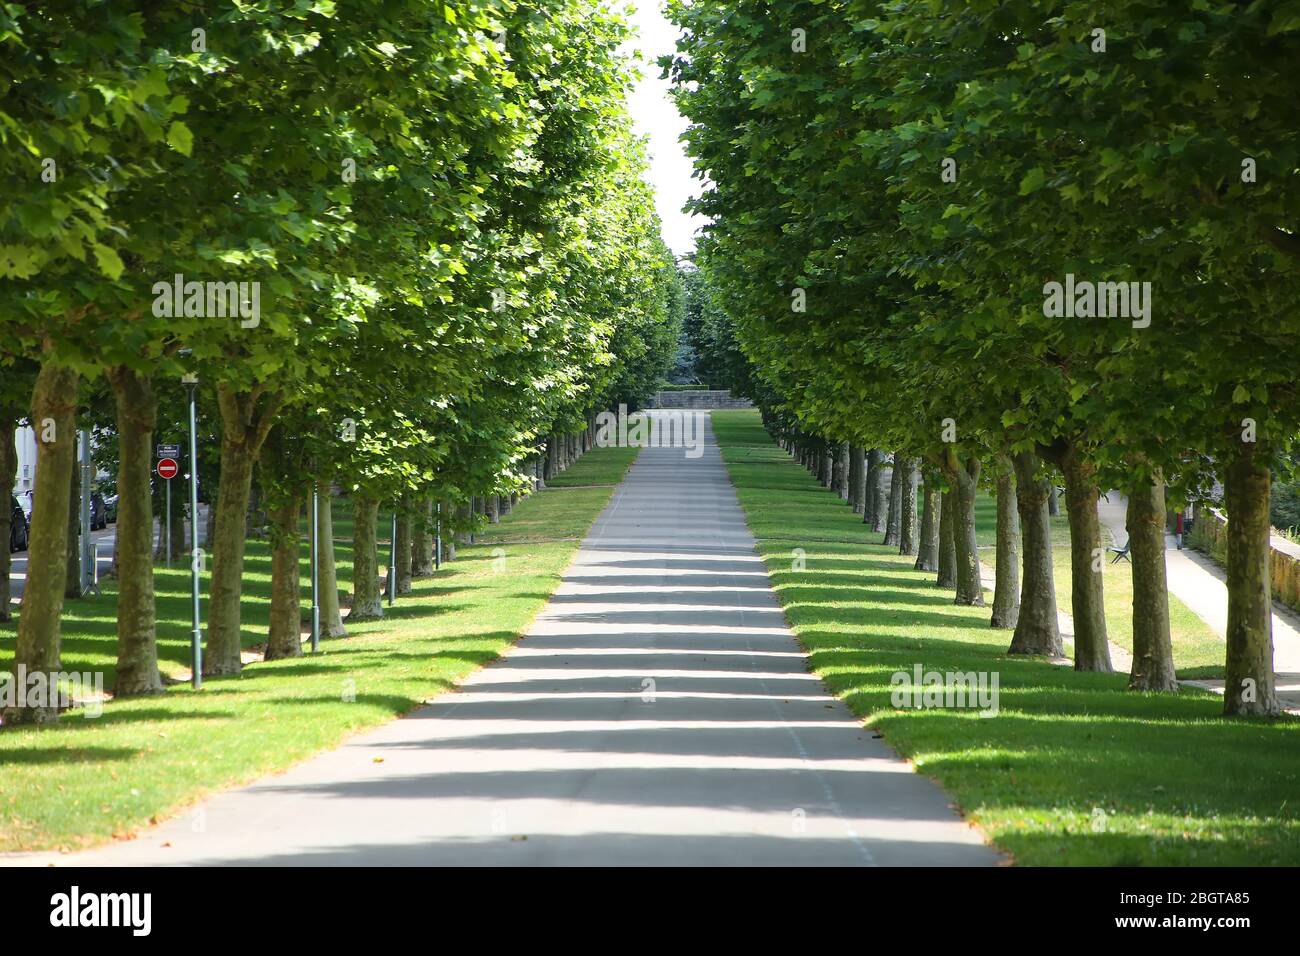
[13, 416, 997, 866]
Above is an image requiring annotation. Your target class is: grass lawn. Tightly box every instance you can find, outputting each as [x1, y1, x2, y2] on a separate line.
[0, 443, 636, 853]
[712, 409, 1300, 866]
[530, 444, 640, 491]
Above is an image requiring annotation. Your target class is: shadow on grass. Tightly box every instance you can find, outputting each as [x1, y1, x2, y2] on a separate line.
[711, 408, 1300, 866]
[0, 746, 140, 765]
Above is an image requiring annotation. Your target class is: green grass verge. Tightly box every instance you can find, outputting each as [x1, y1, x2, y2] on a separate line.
[712, 409, 1300, 866]
[0, 444, 634, 852]
[539, 443, 640, 490]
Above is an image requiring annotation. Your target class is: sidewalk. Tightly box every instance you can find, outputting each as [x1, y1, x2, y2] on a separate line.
[1097, 492, 1300, 711]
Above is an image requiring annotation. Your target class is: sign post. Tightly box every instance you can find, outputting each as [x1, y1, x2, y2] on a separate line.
[156, 452, 180, 569]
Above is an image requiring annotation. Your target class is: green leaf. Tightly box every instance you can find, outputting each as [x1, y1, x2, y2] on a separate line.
[92, 244, 124, 280]
[1019, 168, 1047, 195]
[0, 244, 41, 278]
[166, 121, 193, 156]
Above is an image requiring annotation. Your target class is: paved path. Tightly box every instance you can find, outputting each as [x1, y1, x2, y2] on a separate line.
[11, 413, 996, 867]
[1097, 492, 1300, 710]
[7, 507, 210, 606]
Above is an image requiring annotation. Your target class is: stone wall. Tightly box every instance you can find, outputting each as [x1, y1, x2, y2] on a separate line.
[650, 389, 754, 410]
[1189, 507, 1300, 614]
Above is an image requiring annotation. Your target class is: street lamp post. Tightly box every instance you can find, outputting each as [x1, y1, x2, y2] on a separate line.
[182, 371, 202, 689]
[310, 482, 320, 652]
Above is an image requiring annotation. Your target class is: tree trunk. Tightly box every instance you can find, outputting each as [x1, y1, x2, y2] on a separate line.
[883, 460, 902, 547]
[488, 494, 501, 524]
[413, 496, 435, 577]
[898, 457, 919, 555]
[1059, 443, 1112, 672]
[204, 441, 255, 675]
[1047, 484, 1060, 517]
[832, 442, 849, 499]
[202, 495, 215, 550]
[155, 475, 185, 562]
[990, 463, 1020, 629]
[245, 480, 264, 539]
[1222, 441, 1278, 715]
[349, 496, 384, 621]
[3, 360, 78, 724]
[204, 385, 282, 676]
[439, 498, 456, 561]
[848, 444, 865, 514]
[457, 500, 472, 547]
[264, 494, 303, 660]
[106, 367, 164, 696]
[316, 481, 346, 637]
[0, 424, 15, 622]
[1008, 451, 1062, 656]
[915, 480, 939, 571]
[1127, 479, 1177, 692]
[865, 449, 886, 531]
[817, 448, 831, 487]
[394, 503, 413, 596]
[936, 488, 957, 589]
[945, 451, 983, 605]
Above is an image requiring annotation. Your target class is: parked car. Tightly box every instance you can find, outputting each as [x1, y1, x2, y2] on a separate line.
[9, 495, 28, 553]
[16, 490, 110, 534]
[103, 494, 119, 524]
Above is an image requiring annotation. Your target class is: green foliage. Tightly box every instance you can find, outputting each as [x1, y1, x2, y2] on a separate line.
[0, 2, 678, 494]
[667, 0, 1300, 488]
[0, 1, 681, 691]
[1272, 471, 1300, 534]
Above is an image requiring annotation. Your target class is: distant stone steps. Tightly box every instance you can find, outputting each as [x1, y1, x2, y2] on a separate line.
[650, 389, 754, 409]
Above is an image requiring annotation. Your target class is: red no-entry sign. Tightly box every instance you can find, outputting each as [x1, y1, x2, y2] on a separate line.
[157, 458, 179, 480]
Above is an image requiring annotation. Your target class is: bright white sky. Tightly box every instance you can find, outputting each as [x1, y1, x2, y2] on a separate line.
[620, 1, 707, 259]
